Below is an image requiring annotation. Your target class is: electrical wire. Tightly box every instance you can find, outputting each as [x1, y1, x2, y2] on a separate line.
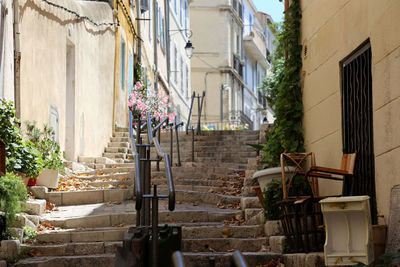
[41, 0, 118, 27]
[116, 0, 143, 42]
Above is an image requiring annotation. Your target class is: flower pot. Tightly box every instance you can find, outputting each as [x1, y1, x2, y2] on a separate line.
[17, 172, 30, 186]
[252, 166, 296, 192]
[37, 169, 59, 189]
[27, 178, 37, 186]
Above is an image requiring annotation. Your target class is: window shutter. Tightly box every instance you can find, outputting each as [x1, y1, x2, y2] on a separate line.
[140, 0, 149, 13]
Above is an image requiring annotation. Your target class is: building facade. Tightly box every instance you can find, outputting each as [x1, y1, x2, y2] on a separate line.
[18, 0, 116, 160]
[189, 0, 247, 130]
[300, 0, 400, 223]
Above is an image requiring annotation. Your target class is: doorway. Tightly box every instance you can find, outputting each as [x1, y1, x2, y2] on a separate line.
[341, 41, 377, 223]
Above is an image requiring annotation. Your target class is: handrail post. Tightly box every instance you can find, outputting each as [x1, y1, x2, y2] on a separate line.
[157, 125, 161, 172]
[175, 122, 181, 167]
[197, 91, 205, 135]
[152, 184, 159, 267]
[170, 123, 174, 166]
[186, 92, 195, 134]
[191, 127, 195, 162]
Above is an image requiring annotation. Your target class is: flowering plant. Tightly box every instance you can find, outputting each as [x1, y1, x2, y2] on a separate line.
[128, 81, 176, 122]
[223, 123, 249, 130]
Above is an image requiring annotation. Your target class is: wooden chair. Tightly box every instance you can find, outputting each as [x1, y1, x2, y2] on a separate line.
[304, 153, 357, 196]
[280, 152, 316, 200]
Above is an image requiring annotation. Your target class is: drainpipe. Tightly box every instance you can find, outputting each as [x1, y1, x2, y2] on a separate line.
[136, 0, 142, 61]
[13, 0, 21, 118]
[153, 0, 158, 91]
[164, 0, 170, 85]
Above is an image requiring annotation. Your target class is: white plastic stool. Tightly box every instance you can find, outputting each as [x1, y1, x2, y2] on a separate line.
[320, 196, 374, 266]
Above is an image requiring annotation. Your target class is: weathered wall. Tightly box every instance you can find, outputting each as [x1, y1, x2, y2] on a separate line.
[19, 0, 115, 160]
[301, 0, 400, 221]
[0, 0, 15, 101]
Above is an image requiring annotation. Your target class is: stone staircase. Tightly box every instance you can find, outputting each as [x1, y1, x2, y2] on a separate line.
[13, 127, 284, 266]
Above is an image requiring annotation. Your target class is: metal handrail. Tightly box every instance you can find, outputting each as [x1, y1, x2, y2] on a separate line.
[197, 91, 205, 135]
[172, 251, 186, 267]
[129, 111, 143, 215]
[146, 112, 175, 211]
[231, 250, 249, 267]
[186, 92, 196, 134]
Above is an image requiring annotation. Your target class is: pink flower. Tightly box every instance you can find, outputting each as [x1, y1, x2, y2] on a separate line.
[135, 81, 142, 89]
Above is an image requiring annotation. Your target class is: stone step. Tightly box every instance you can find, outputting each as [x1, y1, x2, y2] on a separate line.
[110, 137, 130, 142]
[105, 163, 134, 168]
[182, 252, 281, 267]
[182, 237, 267, 252]
[13, 254, 115, 267]
[152, 178, 241, 188]
[182, 225, 264, 239]
[173, 190, 242, 206]
[20, 241, 120, 257]
[102, 152, 130, 159]
[31, 188, 133, 206]
[104, 147, 128, 153]
[115, 127, 129, 132]
[107, 141, 130, 148]
[36, 224, 263, 244]
[83, 167, 134, 175]
[151, 151, 258, 159]
[113, 132, 129, 137]
[41, 202, 243, 229]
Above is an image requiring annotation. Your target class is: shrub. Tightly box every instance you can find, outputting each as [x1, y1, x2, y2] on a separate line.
[0, 172, 27, 227]
[0, 100, 44, 178]
[24, 121, 64, 171]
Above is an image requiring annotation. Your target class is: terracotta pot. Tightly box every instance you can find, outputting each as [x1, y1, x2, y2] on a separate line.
[253, 186, 267, 210]
[27, 178, 37, 186]
[372, 224, 387, 265]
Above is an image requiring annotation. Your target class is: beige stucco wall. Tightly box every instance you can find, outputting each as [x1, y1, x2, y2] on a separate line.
[301, 0, 400, 221]
[0, 0, 15, 101]
[19, 0, 115, 160]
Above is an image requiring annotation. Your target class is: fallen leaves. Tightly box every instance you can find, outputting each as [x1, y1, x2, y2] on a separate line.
[223, 214, 245, 226]
[192, 201, 199, 206]
[45, 202, 58, 212]
[221, 228, 234, 238]
[37, 222, 60, 232]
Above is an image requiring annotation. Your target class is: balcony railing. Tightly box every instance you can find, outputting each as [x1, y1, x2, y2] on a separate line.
[233, 53, 243, 77]
[229, 110, 253, 130]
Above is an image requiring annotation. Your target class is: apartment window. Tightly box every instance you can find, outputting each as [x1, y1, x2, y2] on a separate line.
[180, 56, 184, 93]
[184, 0, 188, 31]
[148, 1, 152, 41]
[185, 64, 189, 98]
[120, 39, 126, 90]
[236, 35, 240, 54]
[174, 0, 177, 14]
[249, 14, 253, 31]
[180, 0, 183, 25]
[174, 45, 178, 82]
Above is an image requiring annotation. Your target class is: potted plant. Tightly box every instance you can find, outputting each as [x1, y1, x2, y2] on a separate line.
[0, 100, 44, 185]
[24, 121, 64, 189]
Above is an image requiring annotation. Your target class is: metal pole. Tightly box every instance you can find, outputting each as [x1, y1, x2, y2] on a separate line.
[139, 145, 146, 226]
[170, 125, 174, 166]
[152, 184, 159, 267]
[209, 257, 215, 267]
[191, 127, 194, 162]
[175, 124, 181, 166]
[197, 95, 200, 134]
[144, 148, 151, 226]
[157, 126, 161, 171]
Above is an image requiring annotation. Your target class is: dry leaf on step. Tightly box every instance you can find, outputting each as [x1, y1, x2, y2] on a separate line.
[193, 201, 199, 206]
[221, 228, 234, 238]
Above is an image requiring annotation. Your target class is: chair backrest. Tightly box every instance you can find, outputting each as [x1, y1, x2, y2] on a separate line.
[340, 153, 357, 175]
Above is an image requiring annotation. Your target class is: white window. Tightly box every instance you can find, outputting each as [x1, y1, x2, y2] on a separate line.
[180, 56, 184, 93]
[174, 44, 178, 83]
[180, 0, 183, 25]
[184, 0, 188, 31]
[120, 39, 126, 90]
[186, 64, 189, 98]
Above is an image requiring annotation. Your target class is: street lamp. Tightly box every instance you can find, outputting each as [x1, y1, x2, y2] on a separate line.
[185, 40, 194, 59]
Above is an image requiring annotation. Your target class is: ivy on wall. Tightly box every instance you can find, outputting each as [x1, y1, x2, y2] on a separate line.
[260, 0, 303, 167]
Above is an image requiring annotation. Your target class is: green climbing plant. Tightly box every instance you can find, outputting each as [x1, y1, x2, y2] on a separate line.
[260, 0, 304, 167]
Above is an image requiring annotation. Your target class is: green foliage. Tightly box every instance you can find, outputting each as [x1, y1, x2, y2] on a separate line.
[0, 100, 44, 178]
[23, 225, 37, 243]
[376, 249, 400, 267]
[262, 175, 313, 221]
[259, 1, 304, 167]
[262, 180, 283, 220]
[24, 121, 64, 171]
[0, 173, 27, 227]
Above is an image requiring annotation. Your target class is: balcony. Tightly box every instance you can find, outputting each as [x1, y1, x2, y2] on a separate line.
[229, 110, 253, 130]
[231, 0, 243, 21]
[244, 29, 267, 65]
[233, 53, 244, 77]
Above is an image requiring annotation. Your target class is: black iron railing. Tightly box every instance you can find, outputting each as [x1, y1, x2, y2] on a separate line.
[185, 91, 205, 162]
[128, 111, 176, 267]
[233, 54, 243, 77]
